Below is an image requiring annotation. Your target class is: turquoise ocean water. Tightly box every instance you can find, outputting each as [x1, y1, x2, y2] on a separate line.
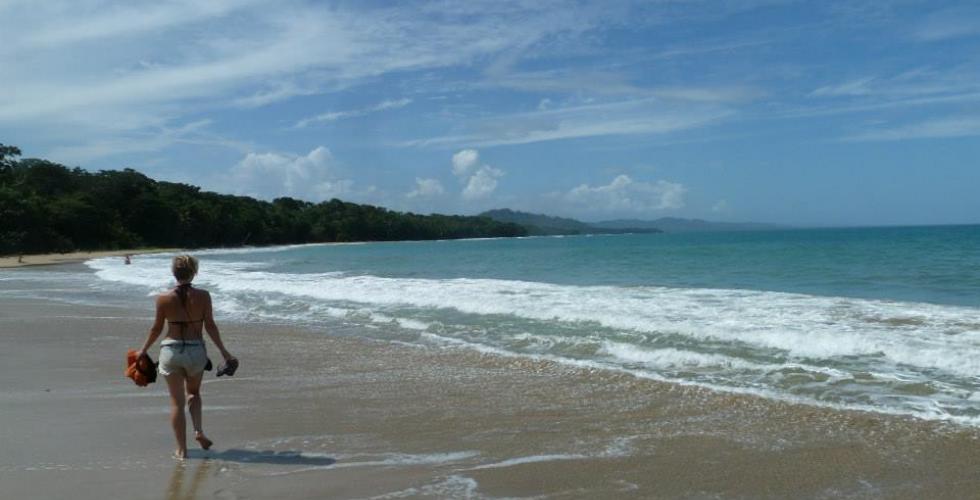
[5, 225, 980, 424]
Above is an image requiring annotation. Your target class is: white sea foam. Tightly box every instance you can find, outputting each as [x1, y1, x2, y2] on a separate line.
[427, 333, 980, 427]
[194, 273, 975, 377]
[598, 341, 853, 379]
[359, 475, 481, 500]
[469, 453, 587, 469]
[468, 437, 633, 470]
[85, 254, 980, 424]
[601, 341, 771, 371]
[89, 254, 980, 377]
[336, 451, 479, 468]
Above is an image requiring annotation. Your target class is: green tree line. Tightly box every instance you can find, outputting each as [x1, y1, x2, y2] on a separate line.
[0, 144, 527, 255]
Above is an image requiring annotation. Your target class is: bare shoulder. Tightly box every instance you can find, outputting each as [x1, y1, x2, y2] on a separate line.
[194, 288, 213, 302]
[155, 291, 173, 306]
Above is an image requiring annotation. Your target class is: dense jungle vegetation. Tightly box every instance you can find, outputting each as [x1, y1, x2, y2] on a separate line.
[0, 144, 527, 255]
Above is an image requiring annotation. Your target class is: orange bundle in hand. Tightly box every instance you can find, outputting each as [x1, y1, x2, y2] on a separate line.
[125, 349, 158, 386]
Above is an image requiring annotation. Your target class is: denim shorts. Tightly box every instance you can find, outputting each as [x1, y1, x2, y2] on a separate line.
[159, 339, 208, 377]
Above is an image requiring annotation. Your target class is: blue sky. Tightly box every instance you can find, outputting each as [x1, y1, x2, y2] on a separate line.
[1, 0, 979, 226]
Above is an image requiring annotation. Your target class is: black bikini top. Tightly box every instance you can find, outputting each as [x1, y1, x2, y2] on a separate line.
[171, 283, 204, 351]
[170, 284, 204, 323]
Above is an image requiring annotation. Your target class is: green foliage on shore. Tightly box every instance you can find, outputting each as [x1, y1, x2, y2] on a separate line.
[0, 144, 527, 255]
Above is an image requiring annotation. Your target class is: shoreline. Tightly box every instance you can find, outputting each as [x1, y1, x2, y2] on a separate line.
[0, 238, 525, 269]
[0, 248, 179, 268]
[2, 292, 979, 498]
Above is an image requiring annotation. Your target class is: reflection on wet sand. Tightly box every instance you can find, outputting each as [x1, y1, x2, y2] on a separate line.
[166, 460, 209, 500]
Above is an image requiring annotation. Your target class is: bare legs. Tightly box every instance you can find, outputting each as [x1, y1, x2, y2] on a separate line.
[185, 373, 212, 450]
[164, 372, 188, 458]
[165, 370, 211, 458]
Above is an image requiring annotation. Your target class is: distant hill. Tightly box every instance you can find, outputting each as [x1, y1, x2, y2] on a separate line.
[481, 209, 781, 234]
[593, 217, 787, 233]
[480, 209, 661, 235]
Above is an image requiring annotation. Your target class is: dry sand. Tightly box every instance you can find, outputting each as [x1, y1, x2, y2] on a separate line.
[0, 249, 177, 268]
[1, 296, 979, 499]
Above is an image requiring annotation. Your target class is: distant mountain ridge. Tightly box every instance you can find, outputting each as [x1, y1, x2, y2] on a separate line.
[480, 209, 785, 235]
[594, 217, 788, 232]
[479, 209, 661, 235]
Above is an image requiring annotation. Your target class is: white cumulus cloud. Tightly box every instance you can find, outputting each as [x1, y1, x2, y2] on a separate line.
[563, 175, 686, 212]
[225, 146, 354, 201]
[462, 166, 504, 200]
[450, 148, 504, 201]
[407, 177, 445, 198]
[451, 149, 480, 177]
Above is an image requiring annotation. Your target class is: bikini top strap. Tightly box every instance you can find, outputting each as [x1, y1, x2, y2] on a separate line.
[174, 283, 195, 349]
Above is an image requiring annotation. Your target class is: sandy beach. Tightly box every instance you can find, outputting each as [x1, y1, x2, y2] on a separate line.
[1, 289, 979, 500]
[0, 249, 177, 269]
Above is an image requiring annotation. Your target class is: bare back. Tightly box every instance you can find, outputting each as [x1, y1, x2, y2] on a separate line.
[157, 286, 212, 342]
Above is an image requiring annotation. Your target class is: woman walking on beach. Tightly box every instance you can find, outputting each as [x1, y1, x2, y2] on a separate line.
[137, 255, 237, 459]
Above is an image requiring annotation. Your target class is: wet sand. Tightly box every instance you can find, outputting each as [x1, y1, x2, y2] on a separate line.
[0, 248, 177, 268]
[1, 296, 979, 499]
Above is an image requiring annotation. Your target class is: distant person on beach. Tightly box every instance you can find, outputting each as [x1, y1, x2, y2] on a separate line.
[137, 255, 237, 459]
[124, 254, 131, 265]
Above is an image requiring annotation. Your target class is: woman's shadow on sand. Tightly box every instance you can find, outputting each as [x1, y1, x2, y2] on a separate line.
[186, 448, 336, 466]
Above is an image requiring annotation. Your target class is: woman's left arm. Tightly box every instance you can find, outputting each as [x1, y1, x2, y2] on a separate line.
[137, 295, 167, 356]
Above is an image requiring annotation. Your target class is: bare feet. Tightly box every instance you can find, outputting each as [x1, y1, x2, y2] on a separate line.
[194, 431, 213, 450]
[174, 448, 187, 460]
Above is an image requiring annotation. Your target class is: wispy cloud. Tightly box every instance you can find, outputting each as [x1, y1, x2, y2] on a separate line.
[650, 86, 761, 102]
[403, 98, 732, 148]
[233, 81, 324, 109]
[809, 77, 877, 97]
[809, 68, 980, 101]
[646, 38, 772, 60]
[0, 1, 610, 159]
[477, 66, 642, 95]
[913, 6, 980, 41]
[295, 98, 412, 128]
[43, 120, 254, 164]
[11, 1, 255, 50]
[846, 116, 980, 142]
[475, 35, 764, 101]
[789, 67, 980, 118]
[784, 91, 980, 119]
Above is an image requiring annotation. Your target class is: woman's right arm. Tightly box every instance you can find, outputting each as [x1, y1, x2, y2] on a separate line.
[203, 292, 235, 361]
[137, 295, 166, 356]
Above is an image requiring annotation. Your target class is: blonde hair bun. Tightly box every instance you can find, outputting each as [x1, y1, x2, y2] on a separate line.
[172, 255, 199, 283]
